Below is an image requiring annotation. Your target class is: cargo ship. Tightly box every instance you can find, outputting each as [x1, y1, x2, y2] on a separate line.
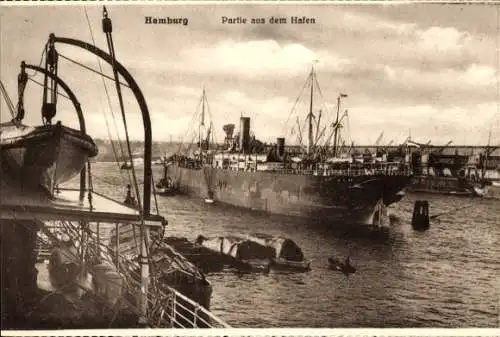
[166, 68, 412, 227]
[406, 139, 499, 197]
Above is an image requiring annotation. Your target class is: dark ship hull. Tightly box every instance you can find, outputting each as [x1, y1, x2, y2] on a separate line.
[409, 175, 476, 196]
[169, 164, 411, 226]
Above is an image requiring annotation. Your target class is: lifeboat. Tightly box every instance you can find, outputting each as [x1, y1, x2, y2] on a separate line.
[0, 121, 98, 196]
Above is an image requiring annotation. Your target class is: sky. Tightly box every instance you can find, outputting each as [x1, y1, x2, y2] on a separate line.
[1, 2, 499, 146]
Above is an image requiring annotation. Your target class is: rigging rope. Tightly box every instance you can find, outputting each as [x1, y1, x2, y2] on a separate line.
[203, 94, 218, 145]
[281, 71, 311, 139]
[83, 7, 130, 183]
[58, 53, 130, 88]
[24, 43, 48, 79]
[102, 8, 147, 260]
[177, 94, 204, 155]
[0, 79, 16, 118]
[87, 161, 94, 210]
[151, 174, 160, 216]
[27, 77, 71, 100]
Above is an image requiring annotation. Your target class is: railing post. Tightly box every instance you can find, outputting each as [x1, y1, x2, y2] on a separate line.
[96, 222, 100, 256]
[193, 304, 198, 327]
[115, 223, 119, 266]
[171, 292, 176, 328]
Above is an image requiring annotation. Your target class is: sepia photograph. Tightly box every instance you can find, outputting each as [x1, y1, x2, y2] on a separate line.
[0, 0, 499, 333]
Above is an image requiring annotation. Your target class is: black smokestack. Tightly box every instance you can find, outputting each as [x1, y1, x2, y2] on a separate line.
[277, 137, 285, 158]
[239, 117, 250, 153]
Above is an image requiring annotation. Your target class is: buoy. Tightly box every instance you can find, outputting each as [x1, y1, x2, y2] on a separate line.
[411, 200, 430, 231]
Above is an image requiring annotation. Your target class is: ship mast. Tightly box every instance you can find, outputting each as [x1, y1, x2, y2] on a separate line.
[483, 128, 492, 179]
[199, 87, 206, 151]
[332, 93, 347, 157]
[307, 66, 314, 155]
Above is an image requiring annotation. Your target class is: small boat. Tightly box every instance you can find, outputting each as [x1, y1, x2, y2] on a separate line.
[204, 191, 215, 204]
[0, 121, 98, 196]
[244, 233, 311, 272]
[473, 185, 489, 197]
[120, 162, 132, 170]
[155, 176, 177, 196]
[195, 235, 272, 273]
[328, 257, 356, 276]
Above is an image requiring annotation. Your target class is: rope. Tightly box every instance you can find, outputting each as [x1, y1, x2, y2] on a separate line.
[281, 71, 311, 139]
[203, 94, 218, 146]
[25, 42, 48, 78]
[83, 7, 129, 183]
[0, 79, 16, 118]
[175, 94, 204, 155]
[27, 77, 71, 100]
[102, 8, 151, 261]
[151, 174, 160, 216]
[87, 161, 94, 210]
[104, 28, 143, 212]
[58, 53, 130, 89]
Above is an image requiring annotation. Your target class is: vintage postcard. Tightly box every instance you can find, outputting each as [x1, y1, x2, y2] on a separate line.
[0, 0, 498, 335]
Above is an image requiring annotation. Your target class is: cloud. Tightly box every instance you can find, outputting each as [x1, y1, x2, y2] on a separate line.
[415, 26, 471, 53]
[341, 10, 416, 37]
[459, 64, 496, 86]
[178, 39, 350, 78]
[382, 63, 496, 92]
[2, 5, 497, 147]
[333, 10, 492, 75]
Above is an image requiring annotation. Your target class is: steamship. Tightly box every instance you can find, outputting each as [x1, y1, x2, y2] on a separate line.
[166, 69, 412, 227]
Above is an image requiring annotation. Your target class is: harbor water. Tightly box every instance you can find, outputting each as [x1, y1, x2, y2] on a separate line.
[89, 163, 499, 328]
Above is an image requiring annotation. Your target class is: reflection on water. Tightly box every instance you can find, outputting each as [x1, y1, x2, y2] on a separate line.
[82, 163, 499, 327]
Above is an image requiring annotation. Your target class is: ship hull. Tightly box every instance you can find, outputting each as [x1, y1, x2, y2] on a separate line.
[0, 122, 98, 196]
[409, 175, 474, 196]
[169, 164, 411, 226]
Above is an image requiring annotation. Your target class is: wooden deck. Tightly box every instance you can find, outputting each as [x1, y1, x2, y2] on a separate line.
[0, 172, 164, 226]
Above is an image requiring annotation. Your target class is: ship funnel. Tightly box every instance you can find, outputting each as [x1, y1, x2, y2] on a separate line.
[277, 137, 285, 158]
[223, 123, 235, 149]
[223, 124, 235, 139]
[239, 117, 251, 153]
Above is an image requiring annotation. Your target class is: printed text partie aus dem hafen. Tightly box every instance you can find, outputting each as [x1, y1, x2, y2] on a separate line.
[221, 16, 317, 24]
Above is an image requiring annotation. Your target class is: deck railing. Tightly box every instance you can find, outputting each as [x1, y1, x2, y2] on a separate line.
[214, 165, 413, 177]
[174, 159, 413, 177]
[272, 166, 413, 177]
[150, 285, 230, 328]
